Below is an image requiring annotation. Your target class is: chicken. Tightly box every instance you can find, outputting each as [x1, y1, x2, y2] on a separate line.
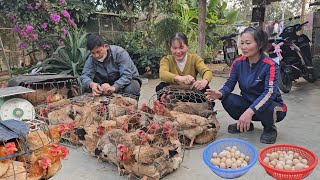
[109, 96, 137, 107]
[26, 130, 50, 150]
[97, 120, 117, 137]
[26, 155, 51, 180]
[44, 125, 68, 143]
[153, 101, 172, 117]
[182, 126, 205, 148]
[108, 104, 135, 120]
[194, 128, 217, 144]
[0, 142, 17, 177]
[47, 105, 74, 125]
[140, 103, 154, 114]
[172, 101, 213, 118]
[133, 145, 164, 164]
[0, 161, 26, 180]
[169, 111, 209, 129]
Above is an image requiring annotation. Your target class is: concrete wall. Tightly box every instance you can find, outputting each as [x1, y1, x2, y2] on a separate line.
[312, 11, 320, 78]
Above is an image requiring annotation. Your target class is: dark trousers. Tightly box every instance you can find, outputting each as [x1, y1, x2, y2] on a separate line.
[222, 93, 287, 130]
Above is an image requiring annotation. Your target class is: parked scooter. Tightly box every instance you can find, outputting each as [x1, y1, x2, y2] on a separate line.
[221, 33, 239, 67]
[268, 21, 317, 93]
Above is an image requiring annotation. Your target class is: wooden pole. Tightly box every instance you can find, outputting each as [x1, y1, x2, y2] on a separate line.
[0, 35, 12, 77]
[300, 0, 307, 34]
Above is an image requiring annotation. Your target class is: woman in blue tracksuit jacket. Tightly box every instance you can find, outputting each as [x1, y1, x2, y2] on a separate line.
[205, 26, 287, 144]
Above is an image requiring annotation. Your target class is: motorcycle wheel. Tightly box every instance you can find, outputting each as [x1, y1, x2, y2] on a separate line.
[278, 62, 292, 93]
[303, 68, 318, 83]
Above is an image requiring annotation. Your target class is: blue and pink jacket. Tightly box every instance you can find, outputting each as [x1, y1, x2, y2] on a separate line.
[219, 55, 286, 113]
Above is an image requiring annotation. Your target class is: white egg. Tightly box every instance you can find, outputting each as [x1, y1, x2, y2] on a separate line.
[284, 165, 292, 170]
[232, 146, 238, 150]
[231, 163, 238, 169]
[293, 153, 299, 159]
[270, 153, 276, 161]
[266, 153, 271, 157]
[245, 156, 250, 162]
[220, 162, 226, 169]
[273, 152, 279, 159]
[305, 165, 309, 169]
[226, 147, 232, 151]
[277, 151, 282, 154]
[279, 153, 284, 158]
[236, 160, 242, 167]
[230, 152, 235, 158]
[279, 157, 285, 162]
[226, 154, 232, 159]
[287, 151, 294, 155]
[242, 160, 248, 165]
[212, 159, 220, 166]
[301, 159, 308, 165]
[299, 156, 303, 160]
[275, 164, 284, 170]
[263, 157, 270, 164]
[295, 163, 305, 170]
[240, 163, 247, 168]
[238, 158, 244, 162]
[231, 158, 237, 162]
[225, 159, 233, 168]
[212, 152, 218, 158]
[292, 159, 300, 166]
[240, 153, 246, 159]
[269, 160, 277, 167]
[221, 157, 227, 163]
[292, 166, 295, 170]
[216, 158, 221, 163]
[219, 151, 227, 158]
[285, 160, 293, 166]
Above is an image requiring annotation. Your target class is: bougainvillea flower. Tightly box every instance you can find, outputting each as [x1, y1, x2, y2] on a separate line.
[41, 22, 48, 30]
[26, 3, 34, 10]
[62, 27, 68, 36]
[61, 10, 71, 19]
[12, 25, 20, 33]
[50, 14, 61, 24]
[60, 0, 66, 5]
[68, 19, 76, 27]
[25, 24, 34, 33]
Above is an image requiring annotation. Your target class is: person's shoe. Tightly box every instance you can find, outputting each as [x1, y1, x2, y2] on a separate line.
[228, 123, 254, 134]
[260, 125, 277, 144]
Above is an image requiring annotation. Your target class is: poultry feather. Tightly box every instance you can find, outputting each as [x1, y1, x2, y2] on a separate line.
[0, 161, 26, 180]
[169, 111, 209, 129]
[133, 145, 163, 164]
[172, 101, 213, 118]
[26, 130, 50, 150]
[0, 142, 17, 177]
[194, 128, 217, 144]
[109, 96, 137, 107]
[26, 155, 51, 180]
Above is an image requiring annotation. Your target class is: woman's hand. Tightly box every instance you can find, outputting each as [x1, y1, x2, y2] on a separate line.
[237, 108, 255, 132]
[204, 89, 222, 100]
[192, 80, 208, 90]
[174, 75, 195, 84]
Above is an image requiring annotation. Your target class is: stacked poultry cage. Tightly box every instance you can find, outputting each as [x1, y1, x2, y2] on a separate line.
[0, 119, 69, 180]
[153, 85, 220, 149]
[7, 74, 79, 106]
[36, 93, 185, 179]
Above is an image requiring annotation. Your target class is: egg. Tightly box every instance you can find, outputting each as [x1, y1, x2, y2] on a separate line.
[238, 158, 244, 163]
[277, 161, 285, 166]
[305, 165, 309, 169]
[279, 153, 284, 158]
[293, 153, 299, 159]
[225, 159, 233, 168]
[275, 164, 284, 170]
[231, 163, 238, 169]
[211, 159, 220, 166]
[236, 160, 242, 167]
[219, 151, 227, 158]
[279, 157, 285, 162]
[266, 153, 271, 157]
[234, 153, 240, 159]
[287, 151, 294, 155]
[216, 158, 221, 163]
[240, 153, 246, 159]
[212, 152, 218, 158]
[226, 154, 232, 159]
[284, 165, 292, 170]
[231, 149, 236, 153]
[273, 152, 279, 159]
[299, 156, 303, 160]
[221, 157, 227, 163]
[245, 156, 250, 162]
[269, 153, 276, 161]
[230, 152, 235, 158]
[292, 166, 295, 170]
[269, 160, 277, 167]
[220, 162, 226, 169]
[231, 158, 236, 162]
[277, 151, 282, 154]
[242, 160, 248, 165]
[301, 159, 308, 165]
[295, 163, 305, 170]
[232, 146, 238, 150]
[292, 159, 300, 166]
[285, 160, 293, 166]
[263, 157, 270, 164]
[226, 147, 232, 151]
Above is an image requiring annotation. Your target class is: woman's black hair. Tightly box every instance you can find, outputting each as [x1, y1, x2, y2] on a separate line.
[86, 34, 106, 50]
[241, 26, 268, 53]
[169, 32, 189, 47]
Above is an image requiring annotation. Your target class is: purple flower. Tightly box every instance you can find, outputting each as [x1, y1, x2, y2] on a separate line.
[60, 0, 66, 5]
[61, 10, 71, 19]
[26, 3, 34, 10]
[68, 19, 76, 27]
[62, 27, 68, 36]
[41, 22, 48, 30]
[30, 33, 38, 39]
[18, 41, 28, 49]
[56, 40, 65, 46]
[12, 25, 20, 33]
[50, 14, 61, 24]
[20, 30, 28, 36]
[25, 24, 34, 33]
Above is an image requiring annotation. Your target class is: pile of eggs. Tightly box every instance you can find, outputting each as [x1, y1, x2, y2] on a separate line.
[262, 151, 309, 170]
[210, 146, 250, 169]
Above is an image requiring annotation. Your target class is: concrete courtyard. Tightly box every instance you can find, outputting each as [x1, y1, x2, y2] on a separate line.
[52, 76, 320, 180]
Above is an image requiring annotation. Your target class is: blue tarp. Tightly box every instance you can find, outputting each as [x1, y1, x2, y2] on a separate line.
[0, 120, 29, 142]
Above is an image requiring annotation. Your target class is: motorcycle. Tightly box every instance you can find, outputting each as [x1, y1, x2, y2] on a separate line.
[268, 21, 317, 93]
[221, 33, 239, 67]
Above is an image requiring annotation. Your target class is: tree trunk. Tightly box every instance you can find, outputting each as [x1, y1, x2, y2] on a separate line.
[120, 0, 133, 14]
[197, 0, 206, 59]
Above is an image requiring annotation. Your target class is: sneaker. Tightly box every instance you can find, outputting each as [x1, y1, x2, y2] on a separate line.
[260, 125, 277, 144]
[228, 123, 254, 134]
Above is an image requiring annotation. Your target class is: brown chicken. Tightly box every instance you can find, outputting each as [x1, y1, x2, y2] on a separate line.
[26, 155, 51, 180]
[172, 101, 213, 118]
[0, 161, 27, 180]
[133, 145, 163, 164]
[26, 130, 51, 150]
[0, 142, 17, 177]
[109, 96, 137, 107]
